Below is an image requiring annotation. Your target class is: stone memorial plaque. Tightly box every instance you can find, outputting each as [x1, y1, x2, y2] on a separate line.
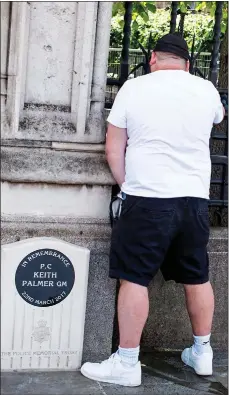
[15, 249, 75, 307]
[1, 237, 90, 371]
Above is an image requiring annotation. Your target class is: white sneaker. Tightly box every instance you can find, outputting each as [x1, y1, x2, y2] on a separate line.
[181, 346, 213, 376]
[81, 352, 141, 387]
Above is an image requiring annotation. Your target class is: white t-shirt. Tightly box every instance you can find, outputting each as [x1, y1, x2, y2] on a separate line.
[107, 70, 224, 199]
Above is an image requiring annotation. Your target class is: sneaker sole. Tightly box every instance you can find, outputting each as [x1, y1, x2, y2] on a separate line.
[181, 354, 213, 376]
[81, 367, 141, 387]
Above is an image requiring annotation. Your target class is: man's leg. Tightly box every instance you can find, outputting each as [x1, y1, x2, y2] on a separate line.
[81, 195, 176, 386]
[80, 281, 145, 387]
[184, 282, 214, 336]
[118, 280, 149, 348]
[174, 198, 214, 375]
[182, 282, 214, 375]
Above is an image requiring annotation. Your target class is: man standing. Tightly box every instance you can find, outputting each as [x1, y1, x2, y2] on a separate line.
[81, 34, 224, 387]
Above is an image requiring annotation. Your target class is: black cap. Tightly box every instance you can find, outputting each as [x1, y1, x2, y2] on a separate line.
[154, 33, 190, 61]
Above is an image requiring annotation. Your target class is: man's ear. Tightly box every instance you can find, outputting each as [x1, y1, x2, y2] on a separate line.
[186, 60, 190, 72]
[149, 52, 156, 67]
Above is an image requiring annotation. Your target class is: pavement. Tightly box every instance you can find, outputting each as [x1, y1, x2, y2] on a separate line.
[1, 351, 228, 395]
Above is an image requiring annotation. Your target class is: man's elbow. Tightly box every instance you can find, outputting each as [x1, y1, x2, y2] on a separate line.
[105, 145, 124, 165]
[105, 141, 116, 159]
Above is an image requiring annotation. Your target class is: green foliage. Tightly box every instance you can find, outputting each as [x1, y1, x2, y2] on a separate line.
[110, 8, 215, 51]
[110, 1, 228, 52]
[112, 2, 124, 17]
[112, 2, 156, 28]
[181, 12, 215, 51]
[110, 13, 124, 46]
[178, 1, 228, 33]
[131, 9, 171, 49]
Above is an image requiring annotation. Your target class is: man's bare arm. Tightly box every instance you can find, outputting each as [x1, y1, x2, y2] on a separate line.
[105, 123, 128, 187]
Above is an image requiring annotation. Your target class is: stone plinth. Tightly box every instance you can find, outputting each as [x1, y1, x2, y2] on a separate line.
[1, 237, 90, 370]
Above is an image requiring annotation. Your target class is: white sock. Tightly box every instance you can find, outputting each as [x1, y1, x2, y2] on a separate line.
[193, 334, 211, 355]
[118, 346, 139, 366]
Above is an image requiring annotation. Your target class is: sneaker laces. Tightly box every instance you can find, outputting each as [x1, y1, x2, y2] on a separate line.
[101, 352, 119, 365]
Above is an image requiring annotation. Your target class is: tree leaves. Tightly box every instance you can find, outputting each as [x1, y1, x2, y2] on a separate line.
[132, 20, 138, 31]
[111, 1, 228, 47]
[147, 3, 157, 13]
[112, 2, 124, 17]
[119, 20, 124, 29]
[141, 12, 149, 23]
[210, 3, 216, 17]
[180, 3, 188, 14]
[113, 1, 156, 29]
[195, 2, 207, 12]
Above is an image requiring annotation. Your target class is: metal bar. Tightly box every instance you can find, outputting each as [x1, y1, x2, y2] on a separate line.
[218, 88, 229, 94]
[210, 89, 228, 211]
[179, 13, 185, 37]
[220, 124, 228, 203]
[211, 133, 228, 139]
[104, 102, 113, 109]
[211, 155, 228, 165]
[170, 2, 178, 34]
[208, 200, 228, 206]
[107, 78, 122, 86]
[209, 2, 224, 86]
[109, 47, 142, 53]
[211, 179, 228, 184]
[120, 2, 133, 86]
[110, 48, 215, 55]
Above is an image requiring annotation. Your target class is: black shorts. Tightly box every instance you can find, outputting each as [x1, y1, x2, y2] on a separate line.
[109, 195, 210, 287]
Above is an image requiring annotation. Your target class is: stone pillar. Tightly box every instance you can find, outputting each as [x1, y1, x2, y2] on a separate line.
[1, 1, 115, 363]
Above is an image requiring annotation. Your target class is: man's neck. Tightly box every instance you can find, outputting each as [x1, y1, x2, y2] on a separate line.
[155, 64, 185, 71]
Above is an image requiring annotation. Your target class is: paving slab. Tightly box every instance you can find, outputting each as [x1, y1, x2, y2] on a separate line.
[1, 371, 102, 395]
[1, 351, 227, 395]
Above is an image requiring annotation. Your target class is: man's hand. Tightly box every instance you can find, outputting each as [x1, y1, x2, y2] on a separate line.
[105, 123, 128, 187]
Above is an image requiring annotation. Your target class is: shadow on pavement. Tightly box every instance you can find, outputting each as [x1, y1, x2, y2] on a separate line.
[141, 351, 228, 395]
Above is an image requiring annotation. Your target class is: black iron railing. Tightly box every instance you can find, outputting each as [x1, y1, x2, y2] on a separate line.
[209, 89, 228, 225]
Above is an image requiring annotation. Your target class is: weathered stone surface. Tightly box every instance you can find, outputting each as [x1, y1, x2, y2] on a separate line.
[1, 371, 102, 394]
[25, 2, 77, 106]
[2, 139, 106, 152]
[1, 216, 114, 362]
[82, 253, 116, 363]
[1, 146, 115, 185]
[18, 110, 77, 141]
[208, 229, 228, 251]
[209, 252, 228, 349]
[1, 215, 112, 254]
[1, 2, 10, 76]
[2, 182, 111, 219]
